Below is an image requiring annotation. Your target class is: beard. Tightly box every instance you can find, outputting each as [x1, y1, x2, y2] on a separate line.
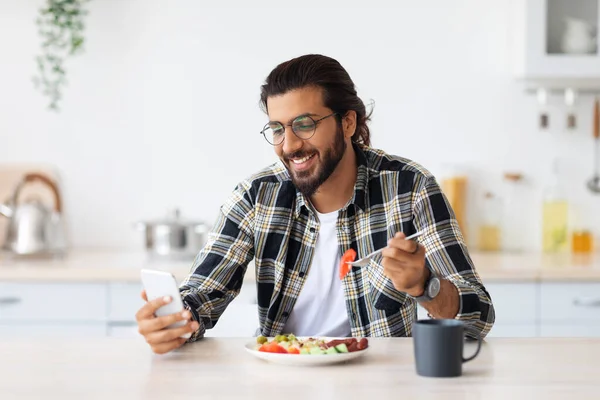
[284, 124, 347, 197]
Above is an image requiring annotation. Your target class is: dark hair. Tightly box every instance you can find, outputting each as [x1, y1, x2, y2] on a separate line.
[259, 54, 372, 146]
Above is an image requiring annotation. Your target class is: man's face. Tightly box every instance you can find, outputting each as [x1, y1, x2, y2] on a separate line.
[266, 87, 346, 197]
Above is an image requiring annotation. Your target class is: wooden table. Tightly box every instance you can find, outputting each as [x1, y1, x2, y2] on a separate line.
[1, 337, 598, 399]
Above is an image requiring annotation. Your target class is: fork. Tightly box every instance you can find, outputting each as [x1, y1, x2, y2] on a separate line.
[345, 230, 424, 267]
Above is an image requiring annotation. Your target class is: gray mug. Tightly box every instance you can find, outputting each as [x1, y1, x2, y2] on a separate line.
[412, 319, 482, 377]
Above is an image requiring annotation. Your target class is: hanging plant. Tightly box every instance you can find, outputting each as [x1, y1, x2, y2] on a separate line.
[33, 0, 90, 111]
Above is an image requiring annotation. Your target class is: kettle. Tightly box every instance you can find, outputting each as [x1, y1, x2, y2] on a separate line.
[0, 173, 67, 256]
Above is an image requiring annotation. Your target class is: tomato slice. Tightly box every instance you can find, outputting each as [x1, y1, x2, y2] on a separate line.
[258, 342, 288, 353]
[339, 248, 357, 280]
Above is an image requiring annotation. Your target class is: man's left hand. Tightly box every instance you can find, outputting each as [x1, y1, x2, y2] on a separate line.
[381, 232, 429, 297]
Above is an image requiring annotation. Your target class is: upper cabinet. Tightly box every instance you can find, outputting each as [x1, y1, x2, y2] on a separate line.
[511, 0, 600, 88]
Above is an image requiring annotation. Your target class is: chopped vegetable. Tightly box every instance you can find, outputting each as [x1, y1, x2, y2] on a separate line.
[256, 335, 268, 344]
[258, 342, 288, 354]
[255, 335, 368, 355]
[339, 248, 357, 280]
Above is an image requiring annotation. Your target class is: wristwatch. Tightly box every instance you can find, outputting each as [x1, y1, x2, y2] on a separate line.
[413, 270, 441, 303]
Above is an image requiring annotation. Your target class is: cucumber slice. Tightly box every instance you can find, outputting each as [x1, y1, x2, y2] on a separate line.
[325, 347, 338, 355]
[309, 347, 326, 355]
[300, 348, 310, 355]
[335, 343, 349, 353]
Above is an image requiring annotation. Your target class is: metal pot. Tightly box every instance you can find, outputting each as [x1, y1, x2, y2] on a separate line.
[135, 208, 208, 259]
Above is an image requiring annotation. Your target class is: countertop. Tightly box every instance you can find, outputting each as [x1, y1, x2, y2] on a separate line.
[1, 248, 600, 283]
[0, 337, 598, 399]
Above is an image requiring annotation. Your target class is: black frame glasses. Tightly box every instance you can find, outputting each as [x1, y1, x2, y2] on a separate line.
[259, 112, 338, 145]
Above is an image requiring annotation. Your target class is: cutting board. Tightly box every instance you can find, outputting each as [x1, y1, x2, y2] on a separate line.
[0, 164, 62, 247]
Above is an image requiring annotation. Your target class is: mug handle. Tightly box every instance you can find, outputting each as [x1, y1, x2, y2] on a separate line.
[462, 332, 482, 363]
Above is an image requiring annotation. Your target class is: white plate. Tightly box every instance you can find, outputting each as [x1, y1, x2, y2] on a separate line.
[244, 338, 369, 366]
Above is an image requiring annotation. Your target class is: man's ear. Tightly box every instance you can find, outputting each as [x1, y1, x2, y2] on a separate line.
[342, 110, 357, 139]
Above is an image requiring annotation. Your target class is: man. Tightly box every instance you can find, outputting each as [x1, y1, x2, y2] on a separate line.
[136, 54, 495, 354]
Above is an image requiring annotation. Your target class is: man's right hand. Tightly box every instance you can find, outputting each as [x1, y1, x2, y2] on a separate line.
[135, 290, 200, 354]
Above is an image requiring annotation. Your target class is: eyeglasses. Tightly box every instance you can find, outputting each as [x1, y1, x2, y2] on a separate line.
[259, 112, 338, 146]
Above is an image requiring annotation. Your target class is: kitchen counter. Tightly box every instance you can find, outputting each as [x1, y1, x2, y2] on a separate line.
[0, 337, 597, 399]
[1, 248, 600, 283]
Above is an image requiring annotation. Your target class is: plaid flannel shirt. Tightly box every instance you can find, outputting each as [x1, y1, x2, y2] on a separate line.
[180, 143, 495, 340]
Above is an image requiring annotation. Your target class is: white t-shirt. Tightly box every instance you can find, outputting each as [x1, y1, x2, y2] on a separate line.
[283, 209, 352, 337]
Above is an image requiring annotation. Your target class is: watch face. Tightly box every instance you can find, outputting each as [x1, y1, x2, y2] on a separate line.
[427, 277, 441, 298]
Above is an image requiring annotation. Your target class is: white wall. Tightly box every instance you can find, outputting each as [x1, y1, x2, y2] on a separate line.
[0, 0, 598, 251]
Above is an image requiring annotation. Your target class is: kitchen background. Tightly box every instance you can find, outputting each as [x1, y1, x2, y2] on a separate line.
[1, 0, 598, 252]
[1, 0, 600, 339]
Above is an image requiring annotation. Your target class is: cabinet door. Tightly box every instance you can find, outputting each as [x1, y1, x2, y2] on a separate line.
[487, 324, 537, 338]
[204, 303, 258, 337]
[540, 323, 600, 337]
[107, 323, 142, 338]
[0, 322, 107, 338]
[485, 283, 537, 324]
[108, 280, 258, 337]
[517, 0, 600, 78]
[540, 283, 600, 323]
[419, 283, 537, 337]
[204, 282, 258, 337]
[108, 282, 144, 322]
[0, 282, 107, 322]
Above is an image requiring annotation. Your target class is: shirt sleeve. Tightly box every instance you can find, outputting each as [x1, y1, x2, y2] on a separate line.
[412, 176, 495, 339]
[179, 182, 255, 342]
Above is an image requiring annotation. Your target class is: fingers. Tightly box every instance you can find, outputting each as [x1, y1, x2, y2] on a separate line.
[141, 289, 148, 302]
[387, 232, 420, 254]
[138, 310, 192, 334]
[135, 295, 172, 321]
[144, 320, 199, 346]
[150, 337, 188, 355]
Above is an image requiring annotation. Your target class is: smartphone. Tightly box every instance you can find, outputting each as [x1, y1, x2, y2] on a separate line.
[140, 269, 192, 339]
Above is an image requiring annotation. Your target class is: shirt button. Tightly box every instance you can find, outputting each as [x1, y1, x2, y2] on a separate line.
[282, 312, 289, 318]
[352, 313, 357, 320]
[299, 271, 305, 278]
[309, 227, 316, 233]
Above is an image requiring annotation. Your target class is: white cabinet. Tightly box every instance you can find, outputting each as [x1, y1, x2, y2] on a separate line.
[204, 304, 259, 338]
[0, 322, 107, 337]
[0, 280, 257, 339]
[2, 279, 598, 338]
[0, 282, 108, 338]
[541, 323, 600, 337]
[417, 283, 538, 338]
[107, 324, 141, 338]
[539, 282, 600, 337]
[108, 282, 145, 322]
[203, 282, 258, 337]
[511, 0, 600, 81]
[485, 283, 537, 338]
[487, 324, 537, 338]
[539, 283, 600, 322]
[0, 282, 107, 322]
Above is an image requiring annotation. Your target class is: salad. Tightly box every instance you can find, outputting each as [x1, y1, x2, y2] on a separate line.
[255, 334, 369, 355]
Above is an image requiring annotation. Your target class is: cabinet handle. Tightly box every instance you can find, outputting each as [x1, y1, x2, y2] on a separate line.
[0, 297, 21, 306]
[573, 298, 600, 307]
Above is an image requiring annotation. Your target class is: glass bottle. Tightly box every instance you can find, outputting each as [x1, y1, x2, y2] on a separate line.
[542, 159, 569, 252]
[478, 192, 502, 252]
